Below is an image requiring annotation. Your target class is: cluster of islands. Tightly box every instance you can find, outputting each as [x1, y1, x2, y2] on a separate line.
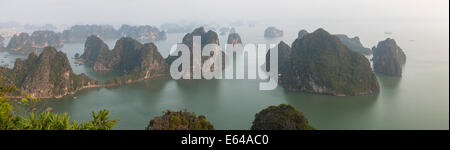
[0, 24, 407, 130]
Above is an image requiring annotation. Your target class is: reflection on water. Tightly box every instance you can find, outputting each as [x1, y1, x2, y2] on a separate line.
[377, 73, 402, 89]
[283, 90, 379, 129]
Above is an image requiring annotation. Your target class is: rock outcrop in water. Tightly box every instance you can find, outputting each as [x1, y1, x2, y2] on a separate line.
[166, 27, 225, 78]
[146, 110, 214, 130]
[335, 34, 372, 55]
[62, 24, 167, 43]
[372, 38, 406, 77]
[6, 31, 64, 54]
[273, 28, 379, 96]
[0, 47, 99, 98]
[81, 35, 169, 84]
[118, 24, 167, 41]
[264, 27, 283, 38]
[62, 25, 119, 43]
[227, 32, 242, 45]
[297, 29, 372, 55]
[251, 104, 314, 130]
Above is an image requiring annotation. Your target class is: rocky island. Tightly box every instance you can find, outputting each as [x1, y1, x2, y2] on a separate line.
[118, 24, 167, 41]
[251, 104, 314, 130]
[297, 29, 372, 55]
[62, 24, 167, 43]
[80, 35, 169, 84]
[269, 28, 379, 96]
[335, 34, 372, 55]
[227, 32, 242, 45]
[62, 25, 119, 43]
[372, 38, 406, 77]
[6, 31, 64, 54]
[146, 110, 214, 130]
[0, 47, 99, 98]
[264, 27, 283, 38]
[165, 27, 225, 78]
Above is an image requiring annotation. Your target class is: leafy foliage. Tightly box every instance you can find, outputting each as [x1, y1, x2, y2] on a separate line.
[251, 104, 314, 130]
[0, 79, 119, 130]
[146, 110, 214, 130]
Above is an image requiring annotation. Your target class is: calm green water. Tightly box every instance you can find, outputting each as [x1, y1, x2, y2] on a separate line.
[6, 21, 448, 130]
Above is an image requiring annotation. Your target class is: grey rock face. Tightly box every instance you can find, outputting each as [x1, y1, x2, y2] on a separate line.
[0, 47, 98, 98]
[297, 29, 309, 39]
[264, 27, 283, 38]
[335, 34, 372, 55]
[81, 36, 169, 83]
[372, 38, 406, 77]
[227, 33, 242, 45]
[6, 31, 64, 54]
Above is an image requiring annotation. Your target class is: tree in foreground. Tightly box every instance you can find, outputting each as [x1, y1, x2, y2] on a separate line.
[251, 104, 314, 130]
[0, 78, 119, 130]
[146, 110, 214, 130]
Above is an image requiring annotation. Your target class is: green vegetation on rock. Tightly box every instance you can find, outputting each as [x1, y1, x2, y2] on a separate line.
[274, 28, 379, 96]
[0, 47, 98, 98]
[251, 104, 314, 130]
[165, 27, 225, 78]
[146, 110, 214, 130]
[81, 36, 169, 84]
[6, 31, 64, 54]
[0, 82, 118, 130]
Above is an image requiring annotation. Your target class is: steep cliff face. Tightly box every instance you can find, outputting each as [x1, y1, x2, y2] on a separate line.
[251, 104, 314, 130]
[6, 31, 64, 54]
[81, 36, 169, 84]
[79, 35, 110, 65]
[335, 34, 372, 55]
[277, 28, 379, 96]
[297, 29, 309, 39]
[265, 41, 292, 73]
[372, 38, 406, 77]
[264, 27, 283, 38]
[165, 27, 225, 78]
[0, 47, 98, 98]
[146, 110, 214, 130]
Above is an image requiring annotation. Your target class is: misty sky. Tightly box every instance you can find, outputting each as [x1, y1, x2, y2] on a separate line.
[0, 0, 448, 25]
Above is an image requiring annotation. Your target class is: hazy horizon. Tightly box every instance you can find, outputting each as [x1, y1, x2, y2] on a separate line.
[1, 0, 448, 26]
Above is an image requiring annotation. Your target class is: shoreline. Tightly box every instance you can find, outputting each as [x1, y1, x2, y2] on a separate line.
[6, 73, 170, 99]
